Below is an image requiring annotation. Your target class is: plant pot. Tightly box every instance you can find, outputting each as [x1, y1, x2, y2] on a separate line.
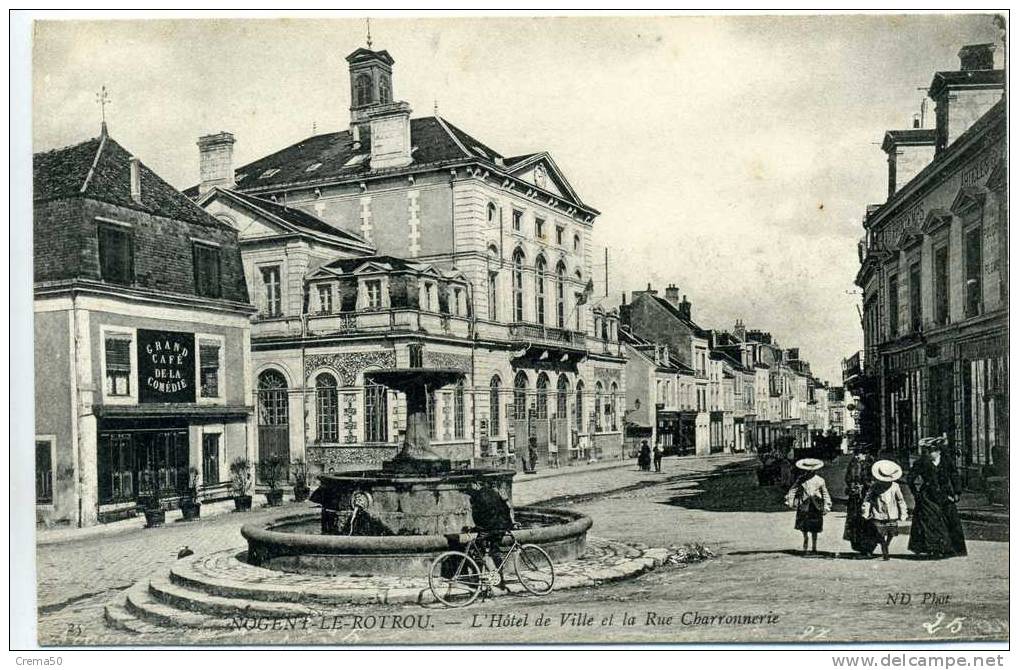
[265, 489, 285, 507]
[234, 494, 252, 512]
[181, 501, 202, 521]
[143, 508, 166, 528]
[293, 485, 310, 503]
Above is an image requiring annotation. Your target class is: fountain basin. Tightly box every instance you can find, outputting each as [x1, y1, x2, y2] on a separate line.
[242, 506, 593, 576]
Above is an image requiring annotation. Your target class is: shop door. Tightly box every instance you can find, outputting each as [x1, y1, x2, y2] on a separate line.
[257, 370, 291, 477]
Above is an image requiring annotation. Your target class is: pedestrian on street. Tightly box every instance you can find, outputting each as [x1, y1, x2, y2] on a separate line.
[637, 440, 652, 471]
[907, 437, 967, 558]
[843, 447, 878, 555]
[785, 458, 831, 555]
[653, 442, 664, 472]
[862, 460, 909, 561]
[527, 437, 539, 474]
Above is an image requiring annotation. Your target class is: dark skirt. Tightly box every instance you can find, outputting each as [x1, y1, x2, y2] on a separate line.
[843, 492, 879, 553]
[795, 506, 824, 533]
[908, 492, 955, 556]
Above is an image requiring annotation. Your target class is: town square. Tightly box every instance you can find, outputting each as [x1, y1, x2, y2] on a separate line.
[17, 13, 1009, 650]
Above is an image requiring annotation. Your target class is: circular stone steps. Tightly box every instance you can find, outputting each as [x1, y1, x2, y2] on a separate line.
[104, 537, 670, 634]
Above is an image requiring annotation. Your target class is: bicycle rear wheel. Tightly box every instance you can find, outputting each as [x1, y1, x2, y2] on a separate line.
[429, 551, 482, 607]
[513, 544, 555, 595]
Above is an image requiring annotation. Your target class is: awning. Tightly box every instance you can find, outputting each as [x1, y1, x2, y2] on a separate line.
[93, 404, 253, 422]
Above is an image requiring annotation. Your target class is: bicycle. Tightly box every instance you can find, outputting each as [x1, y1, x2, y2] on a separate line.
[428, 526, 555, 607]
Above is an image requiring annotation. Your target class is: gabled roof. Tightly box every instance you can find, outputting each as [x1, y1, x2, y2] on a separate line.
[710, 349, 750, 373]
[201, 187, 373, 250]
[309, 254, 467, 281]
[647, 294, 709, 338]
[34, 130, 225, 228]
[187, 116, 593, 211]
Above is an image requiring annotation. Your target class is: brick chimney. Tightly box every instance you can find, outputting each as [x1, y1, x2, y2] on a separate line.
[929, 43, 1004, 154]
[677, 294, 692, 321]
[129, 156, 142, 203]
[959, 43, 996, 71]
[664, 283, 681, 308]
[197, 132, 236, 196]
[734, 318, 747, 341]
[882, 126, 935, 199]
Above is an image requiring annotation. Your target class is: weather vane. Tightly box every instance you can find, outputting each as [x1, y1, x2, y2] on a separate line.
[366, 17, 372, 49]
[96, 85, 110, 125]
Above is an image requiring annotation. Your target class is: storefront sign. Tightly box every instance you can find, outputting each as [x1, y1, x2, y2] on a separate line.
[138, 329, 196, 403]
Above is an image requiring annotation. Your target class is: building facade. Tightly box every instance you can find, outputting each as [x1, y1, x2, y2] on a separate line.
[853, 43, 1006, 489]
[192, 44, 627, 474]
[34, 127, 255, 527]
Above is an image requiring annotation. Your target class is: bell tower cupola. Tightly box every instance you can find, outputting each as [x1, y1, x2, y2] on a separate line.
[347, 47, 395, 126]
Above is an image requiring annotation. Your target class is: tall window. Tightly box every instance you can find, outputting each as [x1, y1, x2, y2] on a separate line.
[512, 209, 523, 232]
[887, 273, 899, 337]
[573, 234, 581, 253]
[609, 382, 619, 431]
[355, 74, 372, 106]
[199, 340, 221, 399]
[594, 382, 603, 431]
[35, 439, 53, 504]
[512, 249, 525, 322]
[489, 375, 502, 436]
[104, 334, 132, 397]
[316, 373, 339, 443]
[535, 373, 549, 419]
[488, 270, 498, 320]
[98, 223, 134, 285]
[556, 225, 565, 246]
[556, 375, 569, 419]
[364, 379, 388, 443]
[261, 265, 282, 317]
[421, 281, 436, 311]
[535, 218, 545, 240]
[192, 243, 222, 299]
[453, 287, 464, 317]
[934, 246, 950, 326]
[317, 284, 333, 314]
[909, 261, 922, 332]
[378, 76, 391, 104]
[426, 389, 437, 439]
[487, 203, 498, 225]
[365, 279, 383, 309]
[964, 225, 983, 317]
[454, 382, 465, 439]
[555, 261, 567, 329]
[201, 433, 221, 485]
[535, 256, 547, 325]
[513, 371, 528, 421]
[574, 381, 585, 431]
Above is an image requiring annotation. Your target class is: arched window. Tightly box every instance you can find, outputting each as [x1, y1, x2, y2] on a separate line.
[355, 74, 373, 106]
[487, 202, 498, 224]
[315, 373, 338, 443]
[454, 381, 465, 439]
[594, 381, 604, 431]
[512, 248, 525, 323]
[535, 373, 550, 420]
[555, 261, 567, 329]
[378, 76, 391, 104]
[258, 370, 288, 427]
[574, 270, 583, 330]
[364, 378, 388, 443]
[535, 255, 547, 326]
[556, 374, 570, 419]
[487, 245, 499, 321]
[489, 375, 502, 436]
[610, 381, 619, 431]
[513, 371, 528, 421]
[573, 234, 581, 253]
[574, 381, 585, 432]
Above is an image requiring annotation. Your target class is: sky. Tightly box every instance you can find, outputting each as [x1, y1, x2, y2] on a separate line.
[31, 13, 1003, 383]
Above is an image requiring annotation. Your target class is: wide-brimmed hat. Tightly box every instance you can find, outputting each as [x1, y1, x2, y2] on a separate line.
[919, 436, 945, 451]
[795, 458, 824, 471]
[871, 460, 903, 482]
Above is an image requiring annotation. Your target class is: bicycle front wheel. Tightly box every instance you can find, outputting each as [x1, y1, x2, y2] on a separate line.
[429, 551, 482, 607]
[513, 544, 555, 595]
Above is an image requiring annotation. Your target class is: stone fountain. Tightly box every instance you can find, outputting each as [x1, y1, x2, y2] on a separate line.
[242, 365, 592, 575]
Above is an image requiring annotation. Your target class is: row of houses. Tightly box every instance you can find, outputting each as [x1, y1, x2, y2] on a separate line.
[845, 42, 1007, 493]
[34, 40, 856, 528]
[618, 287, 854, 456]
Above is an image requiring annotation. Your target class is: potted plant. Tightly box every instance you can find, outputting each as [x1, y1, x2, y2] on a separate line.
[230, 457, 253, 511]
[180, 466, 202, 521]
[291, 458, 310, 503]
[259, 456, 288, 507]
[141, 472, 166, 528]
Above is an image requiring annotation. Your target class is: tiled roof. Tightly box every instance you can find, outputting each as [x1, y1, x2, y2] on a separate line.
[34, 132, 226, 228]
[221, 189, 371, 247]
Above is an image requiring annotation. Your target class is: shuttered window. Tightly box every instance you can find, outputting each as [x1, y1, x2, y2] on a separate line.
[98, 224, 134, 285]
[193, 243, 222, 299]
[105, 335, 132, 396]
[36, 440, 53, 504]
[199, 342, 220, 398]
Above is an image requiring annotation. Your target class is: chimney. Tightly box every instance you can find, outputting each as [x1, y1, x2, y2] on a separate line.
[197, 132, 236, 196]
[929, 43, 1004, 154]
[882, 128, 935, 199]
[734, 318, 747, 341]
[678, 294, 692, 321]
[129, 157, 142, 203]
[621, 292, 626, 306]
[664, 283, 681, 308]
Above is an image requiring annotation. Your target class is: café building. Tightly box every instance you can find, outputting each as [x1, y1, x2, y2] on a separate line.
[33, 125, 256, 527]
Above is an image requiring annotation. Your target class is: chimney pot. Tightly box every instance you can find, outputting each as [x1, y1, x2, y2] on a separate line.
[129, 157, 142, 203]
[958, 43, 995, 71]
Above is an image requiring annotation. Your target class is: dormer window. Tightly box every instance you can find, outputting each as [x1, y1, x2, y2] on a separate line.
[344, 154, 368, 168]
[305, 162, 322, 172]
[317, 284, 333, 314]
[421, 281, 437, 312]
[259, 168, 280, 179]
[364, 279, 383, 310]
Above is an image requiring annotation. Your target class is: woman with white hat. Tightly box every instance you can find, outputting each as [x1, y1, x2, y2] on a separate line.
[784, 458, 831, 555]
[862, 460, 909, 560]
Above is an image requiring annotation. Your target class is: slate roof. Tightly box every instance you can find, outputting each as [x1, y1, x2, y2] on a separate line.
[220, 189, 372, 247]
[649, 294, 710, 338]
[620, 328, 695, 375]
[34, 131, 226, 228]
[710, 349, 750, 373]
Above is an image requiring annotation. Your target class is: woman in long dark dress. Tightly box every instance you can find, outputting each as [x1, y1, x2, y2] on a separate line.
[907, 438, 968, 558]
[843, 450, 879, 554]
[637, 441, 652, 471]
